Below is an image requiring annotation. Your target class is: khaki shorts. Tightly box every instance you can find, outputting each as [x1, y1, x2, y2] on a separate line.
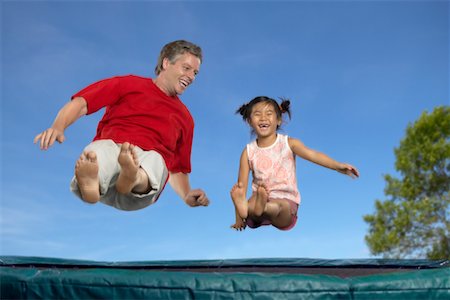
[70, 140, 168, 211]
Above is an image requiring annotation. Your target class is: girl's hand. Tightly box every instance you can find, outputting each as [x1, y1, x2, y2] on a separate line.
[337, 163, 360, 179]
[231, 218, 246, 231]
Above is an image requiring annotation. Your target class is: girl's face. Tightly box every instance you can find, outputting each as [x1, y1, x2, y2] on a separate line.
[248, 102, 281, 138]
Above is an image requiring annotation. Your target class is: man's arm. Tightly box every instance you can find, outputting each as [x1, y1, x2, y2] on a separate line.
[34, 97, 88, 150]
[169, 172, 209, 207]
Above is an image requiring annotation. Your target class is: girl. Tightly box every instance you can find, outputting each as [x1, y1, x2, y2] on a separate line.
[231, 96, 359, 231]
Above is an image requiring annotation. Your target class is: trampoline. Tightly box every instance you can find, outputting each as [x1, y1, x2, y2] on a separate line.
[1, 256, 449, 299]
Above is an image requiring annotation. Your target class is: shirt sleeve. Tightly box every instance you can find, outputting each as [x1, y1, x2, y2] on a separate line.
[71, 76, 123, 115]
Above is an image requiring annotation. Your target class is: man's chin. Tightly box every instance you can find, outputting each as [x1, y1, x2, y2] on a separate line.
[176, 88, 186, 95]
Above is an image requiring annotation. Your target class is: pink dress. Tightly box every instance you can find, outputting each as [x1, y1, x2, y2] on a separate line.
[246, 134, 300, 230]
[247, 134, 301, 204]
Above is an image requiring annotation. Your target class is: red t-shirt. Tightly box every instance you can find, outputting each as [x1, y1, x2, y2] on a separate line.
[72, 75, 194, 173]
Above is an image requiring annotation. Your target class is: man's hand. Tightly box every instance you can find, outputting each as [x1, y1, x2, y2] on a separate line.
[33, 97, 87, 150]
[184, 189, 209, 207]
[34, 128, 65, 150]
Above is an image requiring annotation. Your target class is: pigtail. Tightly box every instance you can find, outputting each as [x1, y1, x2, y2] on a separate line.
[279, 97, 292, 120]
[235, 103, 249, 120]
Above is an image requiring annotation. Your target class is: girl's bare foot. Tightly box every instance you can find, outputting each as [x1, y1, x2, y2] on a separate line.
[253, 185, 268, 217]
[75, 151, 100, 203]
[231, 183, 248, 219]
[116, 142, 140, 194]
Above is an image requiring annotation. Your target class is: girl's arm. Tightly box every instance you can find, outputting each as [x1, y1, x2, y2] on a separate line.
[236, 148, 250, 196]
[289, 137, 359, 178]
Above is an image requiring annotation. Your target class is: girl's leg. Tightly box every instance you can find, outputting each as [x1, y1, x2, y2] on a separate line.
[264, 199, 293, 229]
[247, 187, 294, 230]
[248, 187, 293, 229]
[247, 187, 267, 227]
[253, 185, 268, 217]
[231, 183, 248, 219]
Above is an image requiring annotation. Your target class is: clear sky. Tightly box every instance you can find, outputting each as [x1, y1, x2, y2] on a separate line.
[1, 1, 448, 262]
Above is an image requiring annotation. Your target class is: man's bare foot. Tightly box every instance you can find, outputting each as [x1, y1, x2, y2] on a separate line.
[231, 183, 248, 219]
[116, 142, 140, 194]
[253, 185, 268, 217]
[75, 151, 100, 203]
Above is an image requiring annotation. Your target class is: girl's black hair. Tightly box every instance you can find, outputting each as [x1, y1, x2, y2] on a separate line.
[236, 96, 292, 129]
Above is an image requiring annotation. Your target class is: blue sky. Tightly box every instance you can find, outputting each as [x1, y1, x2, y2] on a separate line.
[1, 1, 448, 262]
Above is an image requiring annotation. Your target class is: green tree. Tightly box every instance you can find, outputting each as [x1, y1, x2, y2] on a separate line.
[364, 106, 450, 259]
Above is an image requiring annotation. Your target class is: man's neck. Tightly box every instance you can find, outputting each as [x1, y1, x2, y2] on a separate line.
[153, 77, 175, 97]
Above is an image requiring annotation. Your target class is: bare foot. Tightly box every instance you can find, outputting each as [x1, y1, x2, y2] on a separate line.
[231, 183, 248, 219]
[116, 142, 140, 194]
[75, 151, 100, 203]
[253, 185, 268, 217]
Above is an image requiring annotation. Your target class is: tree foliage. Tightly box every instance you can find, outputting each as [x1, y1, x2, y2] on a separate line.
[364, 106, 450, 259]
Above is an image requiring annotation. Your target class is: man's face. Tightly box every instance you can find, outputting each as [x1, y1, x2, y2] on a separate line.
[159, 53, 201, 96]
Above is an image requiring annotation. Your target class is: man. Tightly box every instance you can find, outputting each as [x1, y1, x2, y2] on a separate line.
[34, 40, 209, 211]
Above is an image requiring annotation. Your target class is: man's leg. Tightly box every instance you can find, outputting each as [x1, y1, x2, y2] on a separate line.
[116, 142, 151, 194]
[75, 151, 100, 203]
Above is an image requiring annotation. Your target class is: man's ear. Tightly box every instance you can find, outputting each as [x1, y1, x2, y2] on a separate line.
[162, 57, 170, 70]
